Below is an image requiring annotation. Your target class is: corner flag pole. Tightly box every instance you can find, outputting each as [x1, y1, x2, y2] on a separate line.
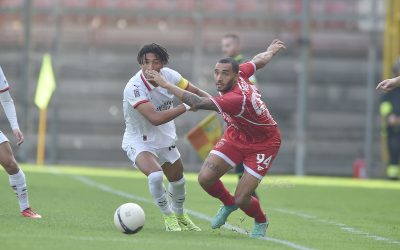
[35, 54, 56, 166]
[36, 108, 47, 165]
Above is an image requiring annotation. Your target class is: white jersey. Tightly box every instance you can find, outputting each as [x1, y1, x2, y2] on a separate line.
[0, 67, 10, 93]
[122, 67, 189, 150]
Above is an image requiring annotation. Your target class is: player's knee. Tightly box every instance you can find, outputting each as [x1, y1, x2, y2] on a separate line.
[197, 172, 213, 188]
[3, 157, 19, 174]
[147, 171, 164, 185]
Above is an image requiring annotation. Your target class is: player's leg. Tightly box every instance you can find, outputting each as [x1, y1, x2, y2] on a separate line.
[234, 171, 267, 237]
[0, 141, 41, 218]
[198, 153, 235, 206]
[133, 150, 180, 231]
[162, 155, 201, 231]
[236, 162, 259, 199]
[238, 145, 280, 237]
[135, 151, 173, 215]
[198, 148, 240, 229]
[162, 160, 184, 215]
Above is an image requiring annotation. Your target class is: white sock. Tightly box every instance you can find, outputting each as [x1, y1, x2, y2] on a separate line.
[148, 171, 172, 215]
[9, 169, 29, 212]
[168, 176, 186, 215]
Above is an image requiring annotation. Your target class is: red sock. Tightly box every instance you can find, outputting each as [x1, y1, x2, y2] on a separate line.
[204, 179, 235, 206]
[240, 196, 267, 223]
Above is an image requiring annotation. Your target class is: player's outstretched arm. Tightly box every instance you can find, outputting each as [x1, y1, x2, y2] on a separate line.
[146, 70, 218, 111]
[185, 83, 212, 98]
[376, 76, 400, 93]
[251, 39, 285, 70]
[136, 101, 188, 126]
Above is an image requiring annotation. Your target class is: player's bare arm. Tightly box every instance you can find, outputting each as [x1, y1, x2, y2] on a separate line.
[136, 101, 187, 126]
[146, 70, 218, 111]
[185, 83, 211, 98]
[376, 76, 400, 93]
[0, 89, 24, 145]
[251, 39, 285, 70]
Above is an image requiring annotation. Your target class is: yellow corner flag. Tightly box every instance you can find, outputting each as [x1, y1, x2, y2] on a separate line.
[35, 54, 56, 110]
[186, 113, 222, 161]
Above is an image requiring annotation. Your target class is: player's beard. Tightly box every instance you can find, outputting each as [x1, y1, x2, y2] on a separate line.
[218, 77, 236, 93]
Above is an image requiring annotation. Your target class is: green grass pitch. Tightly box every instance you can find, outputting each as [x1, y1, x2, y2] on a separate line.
[0, 164, 399, 250]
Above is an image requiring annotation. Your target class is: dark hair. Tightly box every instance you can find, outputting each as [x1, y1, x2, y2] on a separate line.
[137, 43, 169, 65]
[223, 33, 240, 43]
[218, 57, 239, 74]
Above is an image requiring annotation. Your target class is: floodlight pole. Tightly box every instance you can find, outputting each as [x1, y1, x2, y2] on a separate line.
[20, 0, 32, 161]
[295, 0, 311, 176]
[364, 0, 378, 177]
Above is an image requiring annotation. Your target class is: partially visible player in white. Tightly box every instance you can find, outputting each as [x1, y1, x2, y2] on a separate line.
[0, 66, 41, 218]
[122, 43, 207, 231]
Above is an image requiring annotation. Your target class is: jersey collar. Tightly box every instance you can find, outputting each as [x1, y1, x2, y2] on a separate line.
[140, 72, 155, 91]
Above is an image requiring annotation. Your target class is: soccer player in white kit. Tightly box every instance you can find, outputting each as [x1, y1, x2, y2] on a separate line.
[122, 43, 207, 231]
[0, 66, 41, 218]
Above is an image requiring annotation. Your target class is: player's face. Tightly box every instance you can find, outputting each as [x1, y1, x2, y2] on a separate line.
[221, 38, 239, 57]
[214, 63, 238, 92]
[140, 53, 163, 81]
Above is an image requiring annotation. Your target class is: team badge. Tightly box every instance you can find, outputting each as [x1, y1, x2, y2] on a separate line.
[134, 89, 140, 97]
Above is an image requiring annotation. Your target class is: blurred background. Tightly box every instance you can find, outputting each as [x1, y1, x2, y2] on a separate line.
[0, 0, 398, 178]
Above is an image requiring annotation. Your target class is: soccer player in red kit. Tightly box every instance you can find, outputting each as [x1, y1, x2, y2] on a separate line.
[146, 39, 285, 238]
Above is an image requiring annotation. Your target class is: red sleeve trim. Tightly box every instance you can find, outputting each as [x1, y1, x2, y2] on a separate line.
[133, 100, 149, 109]
[209, 96, 223, 114]
[140, 74, 153, 91]
[0, 86, 10, 93]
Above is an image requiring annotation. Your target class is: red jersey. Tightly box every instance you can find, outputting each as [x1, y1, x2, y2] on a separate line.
[210, 62, 279, 146]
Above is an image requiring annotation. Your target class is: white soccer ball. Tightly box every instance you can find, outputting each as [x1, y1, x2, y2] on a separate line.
[114, 203, 145, 234]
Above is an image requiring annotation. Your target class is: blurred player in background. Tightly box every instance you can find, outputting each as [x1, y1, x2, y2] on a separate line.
[0, 66, 41, 218]
[379, 58, 400, 180]
[221, 34, 258, 199]
[147, 39, 285, 238]
[222, 34, 257, 85]
[122, 43, 208, 231]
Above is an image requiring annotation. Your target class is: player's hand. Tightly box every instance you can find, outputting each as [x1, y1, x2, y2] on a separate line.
[376, 78, 399, 93]
[189, 106, 198, 112]
[13, 128, 24, 146]
[267, 39, 286, 55]
[145, 70, 168, 87]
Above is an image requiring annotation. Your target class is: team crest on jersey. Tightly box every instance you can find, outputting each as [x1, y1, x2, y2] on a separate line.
[134, 89, 140, 97]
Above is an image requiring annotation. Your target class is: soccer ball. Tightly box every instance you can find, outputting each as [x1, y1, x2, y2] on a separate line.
[114, 203, 145, 234]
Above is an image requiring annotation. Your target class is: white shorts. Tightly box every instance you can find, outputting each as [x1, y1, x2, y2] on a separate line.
[123, 143, 181, 167]
[0, 131, 9, 144]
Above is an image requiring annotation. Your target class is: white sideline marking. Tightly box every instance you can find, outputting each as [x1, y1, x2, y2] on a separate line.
[271, 208, 400, 245]
[73, 175, 314, 250]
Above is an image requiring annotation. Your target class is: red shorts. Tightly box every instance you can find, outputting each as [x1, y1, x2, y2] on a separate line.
[210, 128, 281, 180]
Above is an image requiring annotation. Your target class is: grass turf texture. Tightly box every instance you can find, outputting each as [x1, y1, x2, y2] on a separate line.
[0, 164, 399, 250]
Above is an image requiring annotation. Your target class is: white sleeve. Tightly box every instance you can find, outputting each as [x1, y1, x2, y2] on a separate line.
[162, 68, 189, 89]
[0, 91, 19, 130]
[163, 68, 182, 85]
[0, 66, 10, 92]
[125, 84, 149, 109]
